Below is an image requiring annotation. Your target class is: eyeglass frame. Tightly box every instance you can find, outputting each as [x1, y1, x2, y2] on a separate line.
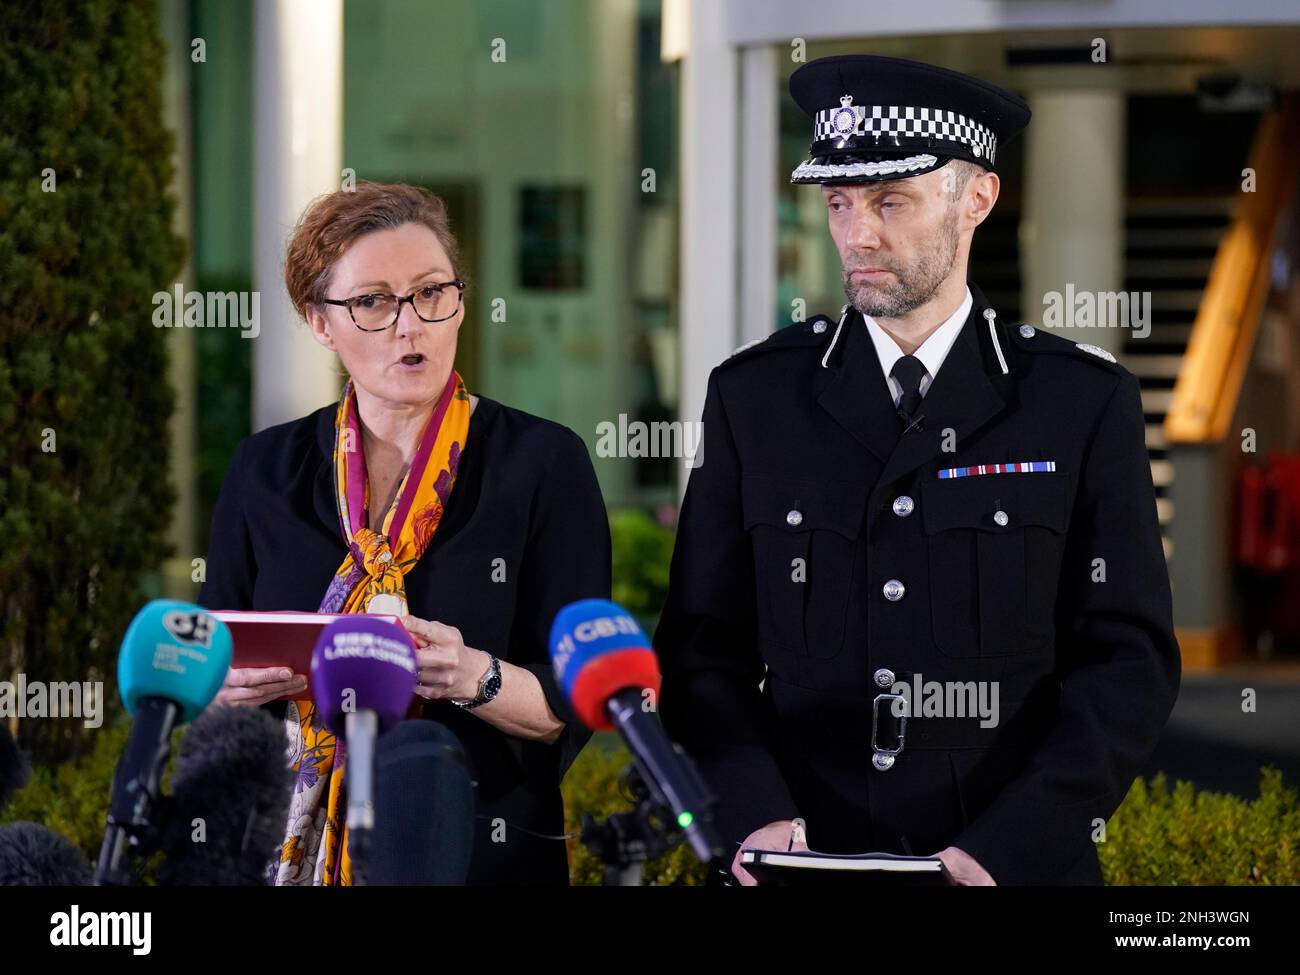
[320, 279, 467, 332]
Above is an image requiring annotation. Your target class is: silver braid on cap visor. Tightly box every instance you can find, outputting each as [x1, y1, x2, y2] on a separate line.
[791, 153, 939, 182]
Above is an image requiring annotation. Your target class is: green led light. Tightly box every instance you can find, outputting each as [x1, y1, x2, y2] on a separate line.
[678, 811, 694, 828]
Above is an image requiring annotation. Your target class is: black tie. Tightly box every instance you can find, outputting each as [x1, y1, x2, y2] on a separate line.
[890, 355, 926, 427]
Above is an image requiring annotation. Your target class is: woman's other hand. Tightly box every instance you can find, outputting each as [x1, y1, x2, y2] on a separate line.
[215, 667, 308, 707]
[401, 615, 563, 744]
[402, 615, 488, 702]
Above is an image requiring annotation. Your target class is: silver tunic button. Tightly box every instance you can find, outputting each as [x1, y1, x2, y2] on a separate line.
[993, 509, 1009, 527]
[891, 495, 914, 517]
[1019, 324, 1036, 338]
[873, 668, 895, 688]
[812, 320, 827, 334]
[786, 509, 803, 527]
[872, 753, 896, 771]
[882, 579, 905, 602]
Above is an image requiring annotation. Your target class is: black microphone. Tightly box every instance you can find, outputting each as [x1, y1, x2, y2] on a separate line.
[549, 600, 725, 866]
[0, 823, 93, 886]
[369, 720, 474, 885]
[95, 601, 233, 885]
[157, 704, 293, 886]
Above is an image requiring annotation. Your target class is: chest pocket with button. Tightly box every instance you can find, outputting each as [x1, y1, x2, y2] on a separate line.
[920, 471, 1070, 657]
[741, 473, 869, 659]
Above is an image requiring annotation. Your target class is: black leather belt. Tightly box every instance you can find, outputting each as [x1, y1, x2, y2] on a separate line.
[870, 681, 1054, 769]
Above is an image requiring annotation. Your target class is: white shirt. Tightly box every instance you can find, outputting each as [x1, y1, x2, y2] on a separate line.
[863, 287, 973, 407]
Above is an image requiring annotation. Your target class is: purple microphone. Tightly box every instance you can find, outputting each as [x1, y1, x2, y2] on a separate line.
[311, 616, 417, 883]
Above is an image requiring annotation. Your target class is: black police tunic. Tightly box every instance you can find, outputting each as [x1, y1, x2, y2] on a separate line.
[655, 283, 1181, 885]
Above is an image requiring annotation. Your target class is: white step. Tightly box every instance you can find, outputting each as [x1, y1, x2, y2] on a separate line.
[1150, 459, 1175, 487]
[1129, 355, 1185, 379]
[1127, 196, 1235, 217]
[1141, 389, 1174, 414]
[1126, 257, 1216, 278]
[1127, 227, 1224, 248]
[1132, 324, 1194, 345]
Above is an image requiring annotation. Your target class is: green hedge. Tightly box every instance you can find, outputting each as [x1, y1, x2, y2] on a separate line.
[609, 508, 674, 621]
[0, 0, 186, 764]
[561, 733, 707, 886]
[2, 720, 133, 857]
[1098, 768, 1299, 885]
[6, 718, 1297, 885]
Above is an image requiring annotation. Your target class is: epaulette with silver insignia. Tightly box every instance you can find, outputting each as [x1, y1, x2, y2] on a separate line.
[1012, 324, 1124, 371]
[1075, 343, 1117, 363]
[729, 335, 767, 358]
[723, 315, 833, 366]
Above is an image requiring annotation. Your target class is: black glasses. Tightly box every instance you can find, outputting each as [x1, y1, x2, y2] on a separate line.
[321, 280, 466, 332]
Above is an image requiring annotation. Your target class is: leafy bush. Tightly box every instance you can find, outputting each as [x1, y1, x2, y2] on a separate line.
[0, 0, 186, 763]
[609, 508, 675, 621]
[5, 723, 1298, 886]
[2, 720, 128, 859]
[561, 733, 708, 886]
[1099, 768, 1299, 885]
[563, 761, 1299, 885]
[1, 719, 179, 882]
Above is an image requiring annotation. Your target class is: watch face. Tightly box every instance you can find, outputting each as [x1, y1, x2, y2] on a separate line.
[483, 671, 503, 700]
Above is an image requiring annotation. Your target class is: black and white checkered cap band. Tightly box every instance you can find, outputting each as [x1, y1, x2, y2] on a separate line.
[814, 103, 998, 163]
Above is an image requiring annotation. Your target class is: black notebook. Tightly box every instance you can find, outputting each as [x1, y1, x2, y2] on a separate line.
[738, 849, 955, 886]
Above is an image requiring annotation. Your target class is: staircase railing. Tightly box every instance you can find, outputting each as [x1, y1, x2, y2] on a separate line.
[1164, 96, 1300, 444]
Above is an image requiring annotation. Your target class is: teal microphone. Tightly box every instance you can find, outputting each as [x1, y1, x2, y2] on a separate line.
[94, 599, 232, 885]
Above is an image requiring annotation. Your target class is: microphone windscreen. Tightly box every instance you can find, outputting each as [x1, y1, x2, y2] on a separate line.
[0, 724, 28, 816]
[0, 823, 92, 886]
[157, 704, 293, 886]
[549, 599, 661, 731]
[370, 719, 474, 885]
[118, 600, 232, 722]
[311, 616, 416, 735]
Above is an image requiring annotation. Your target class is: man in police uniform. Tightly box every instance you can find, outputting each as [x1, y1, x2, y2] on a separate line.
[654, 55, 1181, 885]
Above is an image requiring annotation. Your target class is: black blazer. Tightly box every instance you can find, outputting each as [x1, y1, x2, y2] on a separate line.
[199, 394, 611, 885]
[654, 284, 1181, 885]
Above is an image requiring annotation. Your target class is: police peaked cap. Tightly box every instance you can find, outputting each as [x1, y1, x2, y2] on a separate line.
[789, 55, 1031, 184]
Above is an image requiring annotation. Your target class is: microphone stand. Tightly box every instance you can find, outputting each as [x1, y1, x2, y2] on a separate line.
[580, 765, 693, 887]
[94, 697, 178, 886]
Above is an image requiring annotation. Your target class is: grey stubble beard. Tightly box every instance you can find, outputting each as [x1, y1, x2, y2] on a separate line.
[841, 203, 961, 319]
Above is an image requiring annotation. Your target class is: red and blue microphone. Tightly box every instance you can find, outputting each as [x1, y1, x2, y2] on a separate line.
[549, 599, 723, 866]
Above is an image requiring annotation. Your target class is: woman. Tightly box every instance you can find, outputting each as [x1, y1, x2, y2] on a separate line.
[199, 182, 611, 886]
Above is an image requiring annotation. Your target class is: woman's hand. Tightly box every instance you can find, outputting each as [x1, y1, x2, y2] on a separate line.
[215, 667, 307, 707]
[402, 615, 489, 702]
[400, 615, 564, 744]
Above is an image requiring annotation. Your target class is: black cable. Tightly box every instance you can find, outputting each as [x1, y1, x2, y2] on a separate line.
[472, 813, 577, 842]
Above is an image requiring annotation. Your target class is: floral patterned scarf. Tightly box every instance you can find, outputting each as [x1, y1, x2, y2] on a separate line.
[274, 370, 471, 886]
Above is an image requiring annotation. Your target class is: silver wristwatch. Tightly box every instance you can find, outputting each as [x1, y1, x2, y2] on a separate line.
[453, 654, 502, 709]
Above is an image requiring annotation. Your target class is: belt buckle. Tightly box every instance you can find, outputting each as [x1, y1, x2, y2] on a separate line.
[871, 692, 907, 771]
